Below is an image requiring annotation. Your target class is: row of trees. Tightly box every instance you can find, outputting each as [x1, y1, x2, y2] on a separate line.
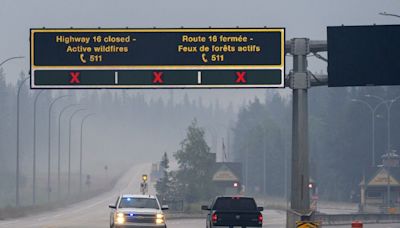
[231, 86, 400, 201]
[232, 93, 289, 196]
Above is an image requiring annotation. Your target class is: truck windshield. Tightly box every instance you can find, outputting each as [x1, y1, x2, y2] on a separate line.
[119, 197, 159, 209]
[213, 197, 257, 211]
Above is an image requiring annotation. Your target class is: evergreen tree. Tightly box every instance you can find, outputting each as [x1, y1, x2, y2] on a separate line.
[155, 152, 170, 201]
[174, 119, 215, 203]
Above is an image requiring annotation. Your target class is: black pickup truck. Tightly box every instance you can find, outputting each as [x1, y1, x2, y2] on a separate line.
[202, 196, 263, 228]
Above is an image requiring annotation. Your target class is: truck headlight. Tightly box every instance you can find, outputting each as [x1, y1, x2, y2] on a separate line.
[156, 218, 164, 224]
[156, 213, 164, 224]
[116, 216, 125, 224]
[116, 213, 125, 224]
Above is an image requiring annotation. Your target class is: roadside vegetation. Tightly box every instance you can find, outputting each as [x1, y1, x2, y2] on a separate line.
[155, 120, 216, 212]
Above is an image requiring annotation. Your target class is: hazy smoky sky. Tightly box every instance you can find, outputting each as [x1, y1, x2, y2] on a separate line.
[1, 0, 399, 106]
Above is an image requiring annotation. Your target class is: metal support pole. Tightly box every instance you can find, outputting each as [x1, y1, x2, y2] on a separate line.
[388, 104, 391, 152]
[47, 95, 69, 202]
[79, 113, 95, 193]
[227, 128, 231, 162]
[366, 95, 389, 152]
[387, 96, 400, 153]
[33, 90, 45, 205]
[387, 166, 391, 209]
[291, 38, 310, 212]
[291, 90, 310, 211]
[245, 145, 249, 190]
[57, 104, 78, 197]
[365, 95, 400, 154]
[263, 127, 267, 195]
[350, 99, 377, 167]
[372, 112, 376, 166]
[287, 38, 311, 228]
[284, 141, 289, 209]
[16, 77, 29, 207]
[68, 108, 86, 195]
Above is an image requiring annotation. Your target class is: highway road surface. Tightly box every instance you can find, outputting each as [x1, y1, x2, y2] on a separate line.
[0, 163, 287, 228]
[0, 163, 151, 228]
[0, 164, 398, 228]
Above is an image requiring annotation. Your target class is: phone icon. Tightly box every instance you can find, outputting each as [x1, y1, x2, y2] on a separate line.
[80, 54, 87, 64]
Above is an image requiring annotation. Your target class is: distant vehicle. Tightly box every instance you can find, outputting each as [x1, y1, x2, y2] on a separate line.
[202, 196, 263, 228]
[109, 194, 169, 228]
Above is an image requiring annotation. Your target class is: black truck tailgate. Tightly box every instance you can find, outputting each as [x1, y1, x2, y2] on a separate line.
[213, 210, 262, 227]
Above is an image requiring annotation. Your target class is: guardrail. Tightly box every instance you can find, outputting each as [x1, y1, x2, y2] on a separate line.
[313, 213, 400, 225]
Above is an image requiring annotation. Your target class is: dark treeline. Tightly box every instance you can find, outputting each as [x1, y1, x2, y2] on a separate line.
[232, 92, 290, 198]
[232, 86, 400, 201]
[0, 70, 234, 207]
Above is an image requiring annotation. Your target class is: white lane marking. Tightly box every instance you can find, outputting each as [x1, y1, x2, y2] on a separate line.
[197, 71, 202, 84]
[115, 71, 119, 84]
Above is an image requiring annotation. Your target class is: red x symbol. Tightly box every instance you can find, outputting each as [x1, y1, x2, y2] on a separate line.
[153, 72, 164, 84]
[235, 71, 247, 83]
[69, 72, 81, 84]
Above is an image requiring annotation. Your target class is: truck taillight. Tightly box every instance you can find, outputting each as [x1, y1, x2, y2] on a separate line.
[212, 212, 218, 223]
[258, 213, 263, 223]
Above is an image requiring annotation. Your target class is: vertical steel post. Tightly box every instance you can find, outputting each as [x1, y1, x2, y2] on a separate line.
[372, 111, 376, 166]
[388, 103, 391, 152]
[291, 87, 310, 210]
[68, 108, 85, 195]
[47, 95, 69, 202]
[387, 166, 391, 209]
[79, 113, 95, 193]
[263, 127, 267, 195]
[57, 103, 78, 197]
[16, 77, 29, 207]
[33, 90, 45, 205]
[287, 38, 311, 228]
[245, 145, 249, 190]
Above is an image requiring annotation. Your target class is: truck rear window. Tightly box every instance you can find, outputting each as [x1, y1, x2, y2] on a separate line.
[213, 197, 257, 211]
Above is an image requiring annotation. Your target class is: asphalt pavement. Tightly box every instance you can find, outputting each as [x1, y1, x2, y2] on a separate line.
[0, 163, 149, 228]
[0, 164, 398, 228]
[0, 163, 286, 228]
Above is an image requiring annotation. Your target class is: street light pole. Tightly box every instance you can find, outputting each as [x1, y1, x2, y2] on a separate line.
[379, 12, 400, 18]
[351, 99, 386, 167]
[7, 55, 27, 208]
[262, 127, 267, 196]
[68, 108, 86, 195]
[57, 104, 80, 197]
[386, 96, 400, 151]
[47, 95, 69, 202]
[284, 140, 289, 210]
[366, 94, 400, 153]
[79, 113, 95, 193]
[0, 56, 25, 68]
[245, 145, 249, 191]
[387, 164, 391, 209]
[16, 76, 29, 207]
[365, 95, 388, 152]
[32, 90, 45, 205]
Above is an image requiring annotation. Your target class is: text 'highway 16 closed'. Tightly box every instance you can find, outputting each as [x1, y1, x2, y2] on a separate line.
[30, 28, 285, 89]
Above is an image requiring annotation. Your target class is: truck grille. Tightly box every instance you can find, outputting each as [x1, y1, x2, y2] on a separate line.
[124, 214, 157, 223]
